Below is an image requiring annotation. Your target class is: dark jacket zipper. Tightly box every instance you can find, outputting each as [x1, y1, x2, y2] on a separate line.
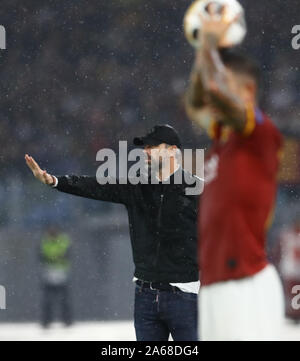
[154, 189, 165, 268]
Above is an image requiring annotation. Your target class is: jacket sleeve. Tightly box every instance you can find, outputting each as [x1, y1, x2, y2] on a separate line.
[54, 175, 130, 205]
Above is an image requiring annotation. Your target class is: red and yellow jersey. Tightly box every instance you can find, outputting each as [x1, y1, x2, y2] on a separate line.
[199, 106, 282, 286]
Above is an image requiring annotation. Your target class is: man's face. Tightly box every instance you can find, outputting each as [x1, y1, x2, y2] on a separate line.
[143, 143, 177, 171]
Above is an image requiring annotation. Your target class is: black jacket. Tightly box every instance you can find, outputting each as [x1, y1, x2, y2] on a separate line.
[54, 168, 200, 283]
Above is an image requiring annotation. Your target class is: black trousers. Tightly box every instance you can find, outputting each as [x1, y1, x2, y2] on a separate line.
[41, 284, 72, 327]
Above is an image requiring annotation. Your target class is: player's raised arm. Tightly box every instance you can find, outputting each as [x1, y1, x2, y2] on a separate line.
[185, 51, 208, 110]
[185, 51, 215, 130]
[190, 6, 247, 132]
[25, 154, 128, 204]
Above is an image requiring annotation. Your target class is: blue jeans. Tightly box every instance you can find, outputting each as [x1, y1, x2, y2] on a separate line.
[134, 283, 198, 341]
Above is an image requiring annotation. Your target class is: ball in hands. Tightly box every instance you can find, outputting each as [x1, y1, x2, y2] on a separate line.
[183, 0, 247, 49]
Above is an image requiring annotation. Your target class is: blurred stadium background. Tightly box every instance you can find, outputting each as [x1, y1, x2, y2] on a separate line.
[0, 0, 300, 340]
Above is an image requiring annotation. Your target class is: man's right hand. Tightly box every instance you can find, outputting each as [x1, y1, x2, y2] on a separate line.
[25, 154, 54, 185]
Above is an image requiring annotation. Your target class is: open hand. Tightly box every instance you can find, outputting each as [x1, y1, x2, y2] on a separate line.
[25, 154, 54, 185]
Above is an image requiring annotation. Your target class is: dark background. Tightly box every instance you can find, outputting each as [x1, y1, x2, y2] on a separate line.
[0, 0, 299, 322]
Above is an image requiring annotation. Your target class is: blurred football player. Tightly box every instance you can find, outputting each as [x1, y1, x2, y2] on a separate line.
[185, 6, 284, 340]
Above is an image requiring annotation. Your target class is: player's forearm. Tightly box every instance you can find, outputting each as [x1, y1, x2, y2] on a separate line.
[186, 44, 219, 109]
[186, 67, 207, 109]
[199, 33, 226, 92]
[186, 35, 226, 111]
[199, 34, 246, 131]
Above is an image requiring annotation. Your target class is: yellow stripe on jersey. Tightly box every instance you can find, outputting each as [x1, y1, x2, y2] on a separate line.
[243, 103, 256, 137]
[208, 103, 256, 140]
[208, 118, 218, 139]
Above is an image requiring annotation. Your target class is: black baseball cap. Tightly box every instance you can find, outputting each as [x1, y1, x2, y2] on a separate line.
[133, 124, 181, 149]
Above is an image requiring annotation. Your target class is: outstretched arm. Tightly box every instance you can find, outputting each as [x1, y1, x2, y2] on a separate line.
[198, 38, 246, 132]
[25, 154, 128, 204]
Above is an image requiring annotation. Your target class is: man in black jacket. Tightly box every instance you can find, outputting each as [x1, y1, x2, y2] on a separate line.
[25, 125, 201, 341]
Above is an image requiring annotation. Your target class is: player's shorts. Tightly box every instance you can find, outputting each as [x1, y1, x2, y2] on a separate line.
[199, 264, 285, 341]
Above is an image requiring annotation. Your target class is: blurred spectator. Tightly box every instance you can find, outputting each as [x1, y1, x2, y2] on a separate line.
[40, 226, 72, 328]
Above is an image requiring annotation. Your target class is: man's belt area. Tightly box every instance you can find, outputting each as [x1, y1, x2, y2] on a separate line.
[136, 280, 180, 292]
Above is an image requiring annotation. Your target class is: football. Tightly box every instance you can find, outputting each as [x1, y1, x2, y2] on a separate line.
[184, 0, 247, 48]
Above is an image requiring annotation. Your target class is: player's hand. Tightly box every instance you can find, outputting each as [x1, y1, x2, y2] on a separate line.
[200, 4, 239, 45]
[25, 154, 54, 185]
